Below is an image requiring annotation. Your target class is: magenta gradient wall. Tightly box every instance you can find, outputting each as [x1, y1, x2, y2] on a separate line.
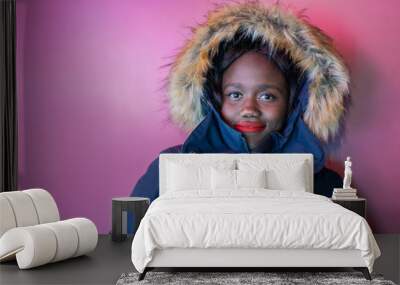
[16, 0, 400, 234]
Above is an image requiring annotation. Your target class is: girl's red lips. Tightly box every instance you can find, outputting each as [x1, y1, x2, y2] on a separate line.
[234, 121, 266, 133]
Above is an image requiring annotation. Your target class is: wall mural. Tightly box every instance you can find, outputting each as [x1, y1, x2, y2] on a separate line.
[131, 3, 348, 202]
[17, 0, 400, 234]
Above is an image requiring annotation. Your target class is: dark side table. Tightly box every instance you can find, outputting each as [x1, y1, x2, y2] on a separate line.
[331, 198, 366, 218]
[112, 197, 150, 242]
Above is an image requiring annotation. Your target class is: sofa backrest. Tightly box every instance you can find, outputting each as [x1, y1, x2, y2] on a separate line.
[159, 153, 313, 195]
[0, 189, 60, 237]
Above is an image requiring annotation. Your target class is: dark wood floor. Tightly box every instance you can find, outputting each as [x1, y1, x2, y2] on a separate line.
[0, 234, 398, 285]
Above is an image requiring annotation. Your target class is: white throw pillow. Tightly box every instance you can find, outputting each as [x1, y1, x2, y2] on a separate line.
[236, 169, 267, 189]
[238, 159, 308, 191]
[167, 162, 210, 191]
[211, 168, 268, 190]
[211, 168, 236, 190]
[267, 163, 307, 191]
[167, 160, 236, 192]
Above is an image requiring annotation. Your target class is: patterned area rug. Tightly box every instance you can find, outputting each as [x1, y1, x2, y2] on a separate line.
[116, 271, 396, 285]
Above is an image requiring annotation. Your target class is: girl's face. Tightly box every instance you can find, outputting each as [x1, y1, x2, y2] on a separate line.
[220, 51, 289, 150]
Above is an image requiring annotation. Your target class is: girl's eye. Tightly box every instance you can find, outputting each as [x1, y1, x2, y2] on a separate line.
[259, 93, 276, 101]
[226, 92, 242, 101]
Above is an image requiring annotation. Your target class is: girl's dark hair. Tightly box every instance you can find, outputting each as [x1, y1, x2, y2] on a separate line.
[205, 33, 300, 114]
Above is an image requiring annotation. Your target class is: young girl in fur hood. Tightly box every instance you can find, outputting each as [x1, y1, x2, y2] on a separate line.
[131, 2, 349, 201]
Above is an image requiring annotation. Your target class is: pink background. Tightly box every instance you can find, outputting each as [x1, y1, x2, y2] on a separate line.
[16, 0, 400, 234]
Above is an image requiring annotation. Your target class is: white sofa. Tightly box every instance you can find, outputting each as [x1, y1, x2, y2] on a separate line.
[0, 188, 98, 269]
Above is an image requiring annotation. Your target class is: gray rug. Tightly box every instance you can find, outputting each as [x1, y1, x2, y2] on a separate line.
[116, 271, 396, 285]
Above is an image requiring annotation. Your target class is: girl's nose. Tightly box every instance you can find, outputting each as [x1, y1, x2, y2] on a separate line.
[240, 96, 261, 118]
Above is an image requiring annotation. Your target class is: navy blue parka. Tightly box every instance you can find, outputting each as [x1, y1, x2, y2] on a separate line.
[131, 79, 342, 201]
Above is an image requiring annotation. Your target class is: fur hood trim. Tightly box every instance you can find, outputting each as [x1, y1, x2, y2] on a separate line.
[167, 2, 350, 142]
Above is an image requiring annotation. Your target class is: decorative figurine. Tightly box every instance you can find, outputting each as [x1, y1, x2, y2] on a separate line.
[343, 156, 353, 189]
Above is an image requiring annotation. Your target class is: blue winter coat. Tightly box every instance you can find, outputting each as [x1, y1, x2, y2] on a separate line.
[131, 79, 342, 201]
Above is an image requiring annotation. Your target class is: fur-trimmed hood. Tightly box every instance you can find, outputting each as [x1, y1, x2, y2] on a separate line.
[167, 2, 350, 143]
